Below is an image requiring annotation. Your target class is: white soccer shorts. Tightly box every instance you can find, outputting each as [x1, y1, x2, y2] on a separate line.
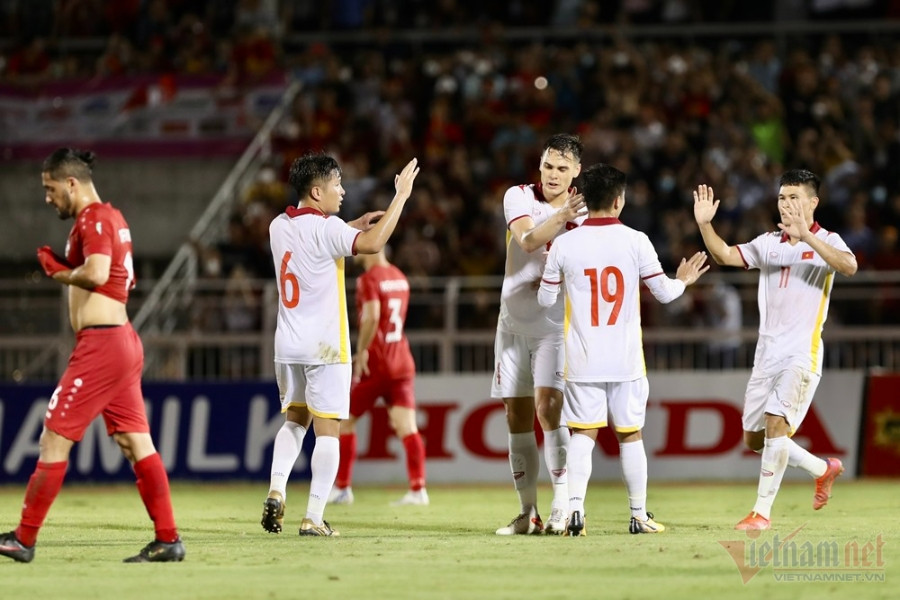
[490, 330, 564, 398]
[742, 366, 820, 433]
[563, 377, 649, 433]
[274, 362, 351, 419]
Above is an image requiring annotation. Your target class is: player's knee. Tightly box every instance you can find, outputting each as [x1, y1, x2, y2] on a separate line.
[38, 428, 74, 462]
[743, 431, 764, 452]
[339, 416, 357, 435]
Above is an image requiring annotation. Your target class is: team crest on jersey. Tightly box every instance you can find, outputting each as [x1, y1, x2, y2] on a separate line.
[802, 251, 814, 260]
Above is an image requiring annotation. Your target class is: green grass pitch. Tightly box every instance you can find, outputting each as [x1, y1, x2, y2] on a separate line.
[0, 480, 896, 599]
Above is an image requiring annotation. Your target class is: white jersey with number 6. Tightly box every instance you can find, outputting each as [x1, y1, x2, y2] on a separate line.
[269, 206, 361, 365]
[538, 217, 686, 382]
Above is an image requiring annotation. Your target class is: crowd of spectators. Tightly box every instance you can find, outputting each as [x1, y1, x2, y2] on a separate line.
[3, 1, 900, 335]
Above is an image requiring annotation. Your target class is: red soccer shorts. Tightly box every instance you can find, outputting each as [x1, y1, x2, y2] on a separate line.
[349, 374, 416, 418]
[44, 323, 149, 441]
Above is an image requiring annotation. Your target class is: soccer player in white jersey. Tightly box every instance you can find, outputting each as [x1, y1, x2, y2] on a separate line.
[261, 153, 419, 536]
[492, 133, 588, 535]
[693, 169, 857, 531]
[538, 163, 709, 536]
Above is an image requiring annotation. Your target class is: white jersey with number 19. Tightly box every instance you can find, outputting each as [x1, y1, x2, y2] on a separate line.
[539, 217, 686, 382]
[269, 206, 361, 365]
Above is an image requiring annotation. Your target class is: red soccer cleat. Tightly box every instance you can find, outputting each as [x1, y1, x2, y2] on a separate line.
[813, 457, 844, 510]
[734, 512, 771, 531]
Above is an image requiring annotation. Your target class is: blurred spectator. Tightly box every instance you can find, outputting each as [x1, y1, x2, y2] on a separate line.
[4, 36, 51, 86]
[693, 278, 743, 368]
[840, 197, 877, 265]
[1, 0, 900, 292]
[224, 24, 279, 86]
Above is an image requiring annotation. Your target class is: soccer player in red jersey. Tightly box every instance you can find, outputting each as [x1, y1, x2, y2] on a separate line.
[0, 148, 184, 563]
[328, 249, 428, 506]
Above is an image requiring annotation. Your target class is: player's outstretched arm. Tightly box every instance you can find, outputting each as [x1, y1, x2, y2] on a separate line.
[348, 211, 385, 231]
[693, 185, 744, 267]
[513, 190, 586, 253]
[356, 158, 419, 254]
[643, 250, 708, 305]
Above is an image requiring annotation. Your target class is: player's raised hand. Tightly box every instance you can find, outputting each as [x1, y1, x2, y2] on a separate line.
[562, 189, 587, 221]
[36, 245, 72, 278]
[394, 158, 420, 200]
[693, 185, 719, 225]
[676, 251, 710, 286]
[777, 196, 810, 240]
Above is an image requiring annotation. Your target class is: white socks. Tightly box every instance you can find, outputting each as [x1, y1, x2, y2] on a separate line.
[509, 432, 540, 512]
[786, 438, 827, 478]
[306, 435, 339, 524]
[567, 433, 594, 516]
[268, 421, 308, 500]
[619, 440, 648, 521]
[753, 435, 790, 519]
[543, 427, 570, 511]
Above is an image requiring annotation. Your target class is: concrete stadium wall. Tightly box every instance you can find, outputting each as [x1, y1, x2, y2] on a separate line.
[0, 158, 234, 262]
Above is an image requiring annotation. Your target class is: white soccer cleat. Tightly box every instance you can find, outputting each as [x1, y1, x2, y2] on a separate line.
[495, 506, 543, 535]
[544, 507, 567, 535]
[327, 486, 354, 505]
[390, 488, 430, 506]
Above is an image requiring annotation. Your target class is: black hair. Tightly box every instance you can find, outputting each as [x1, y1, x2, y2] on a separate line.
[543, 133, 583, 163]
[779, 169, 820, 196]
[42, 148, 95, 182]
[581, 163, 627, 211]
[288, 152, 342, 198]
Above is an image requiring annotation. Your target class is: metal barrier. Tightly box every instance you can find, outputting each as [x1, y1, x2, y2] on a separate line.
[3, 271, 898, 382]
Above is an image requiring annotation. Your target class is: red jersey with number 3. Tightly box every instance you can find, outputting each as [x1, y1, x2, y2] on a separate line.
[356, 264, 415, 379]
[65, 202, 135, 303]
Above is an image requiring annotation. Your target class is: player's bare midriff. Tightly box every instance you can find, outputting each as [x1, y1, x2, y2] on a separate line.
[68, 286, 128, 332]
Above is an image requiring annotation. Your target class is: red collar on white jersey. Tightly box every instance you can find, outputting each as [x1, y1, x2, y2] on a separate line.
[582, 217, 622, 226]
[286, 206, 326, 218]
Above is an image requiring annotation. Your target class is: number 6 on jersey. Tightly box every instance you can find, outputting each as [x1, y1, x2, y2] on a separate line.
[280, 251, 300, 308]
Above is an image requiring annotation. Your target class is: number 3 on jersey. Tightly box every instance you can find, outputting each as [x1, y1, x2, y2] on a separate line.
[280, 251, 300, 308]
[385, 297, 404, 343]
[584, 266, 624, 326]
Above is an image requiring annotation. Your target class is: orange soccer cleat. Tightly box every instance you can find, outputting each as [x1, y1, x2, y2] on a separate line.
[813, 457, 844, 510]
[734, 512, 771, 531]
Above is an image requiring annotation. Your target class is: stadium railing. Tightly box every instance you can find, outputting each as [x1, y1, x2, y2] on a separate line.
[1, 270, 898, 382]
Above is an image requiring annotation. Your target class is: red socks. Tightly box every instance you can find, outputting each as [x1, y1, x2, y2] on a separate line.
[336, 432, 426, 491]
[134, 453, 179, 543]
[16, 461, 67, 547]
[402, 433, 426, 491]
[336, 433, 357, 489]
